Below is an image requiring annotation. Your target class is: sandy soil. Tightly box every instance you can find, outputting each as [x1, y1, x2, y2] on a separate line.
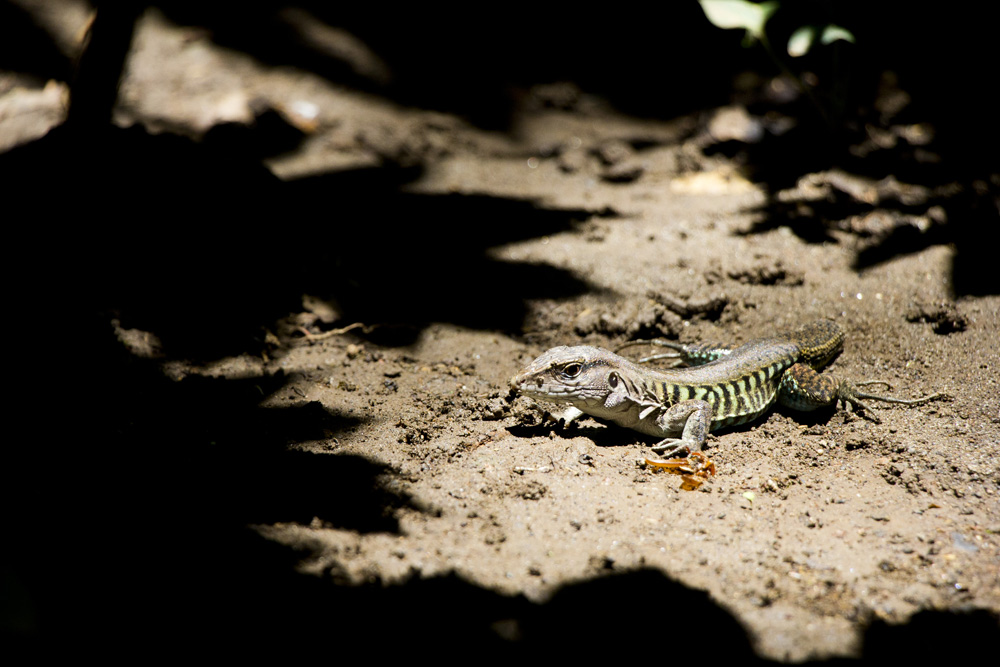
[4, 4, 998, 661]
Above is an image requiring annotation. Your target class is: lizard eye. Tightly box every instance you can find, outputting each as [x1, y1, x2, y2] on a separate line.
[608, 372, 618, 388]
[560, 363, 583, 379]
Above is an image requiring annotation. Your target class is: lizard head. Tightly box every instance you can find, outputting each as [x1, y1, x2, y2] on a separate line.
[509, 346, 621, 407]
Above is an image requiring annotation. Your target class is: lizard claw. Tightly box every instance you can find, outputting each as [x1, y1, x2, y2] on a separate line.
[651, 438, 692, 457]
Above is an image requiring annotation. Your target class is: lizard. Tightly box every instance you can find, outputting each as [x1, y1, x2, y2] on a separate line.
[509, 319, 944, 456]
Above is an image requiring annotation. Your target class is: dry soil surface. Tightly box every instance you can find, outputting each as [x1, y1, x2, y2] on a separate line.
[5, 5, 998, 661]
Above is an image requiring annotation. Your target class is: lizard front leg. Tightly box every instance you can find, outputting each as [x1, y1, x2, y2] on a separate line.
[650, 399, 713, 456]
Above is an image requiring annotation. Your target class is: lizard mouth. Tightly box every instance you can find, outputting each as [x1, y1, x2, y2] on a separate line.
[514, 381, 582, 403]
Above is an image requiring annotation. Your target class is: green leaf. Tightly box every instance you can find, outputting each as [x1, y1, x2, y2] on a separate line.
[820, 24, 856, 45]
[787, 26, 815, 57]
[699, 0, 778, 40]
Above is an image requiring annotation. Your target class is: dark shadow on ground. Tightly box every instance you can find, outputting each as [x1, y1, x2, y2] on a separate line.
[152, 2, 745, 130]
[1, 117, 598, 360]
[6, 3, 996, 311]
[283, 171, 602, 342]
[6, 307, 422, 649]
[7, 557, 761, 661]
[508, 421, 647, 451]
[3, 2, 751, 132]
[0, 2, 76, 84]
[860, 609, 1000, 664]
[736, 121, 997, 296]
[11, 527, 996, 662]
[700, 8, 999, 296]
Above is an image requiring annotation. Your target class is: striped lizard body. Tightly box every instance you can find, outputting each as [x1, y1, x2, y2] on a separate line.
[509, 320, 943, 456]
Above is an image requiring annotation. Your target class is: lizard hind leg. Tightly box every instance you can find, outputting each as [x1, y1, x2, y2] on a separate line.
[615, 339, 685, 366]
[616, 340, 733, 367]
[779, 363, 946, 423]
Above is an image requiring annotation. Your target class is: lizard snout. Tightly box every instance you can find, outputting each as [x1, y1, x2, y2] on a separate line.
[509, 371, 541, 392]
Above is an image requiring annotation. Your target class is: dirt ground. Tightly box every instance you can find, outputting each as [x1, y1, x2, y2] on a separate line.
[4, 4, 998, 661]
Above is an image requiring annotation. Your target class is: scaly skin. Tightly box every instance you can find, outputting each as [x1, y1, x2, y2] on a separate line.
[510, 320, 944, 456]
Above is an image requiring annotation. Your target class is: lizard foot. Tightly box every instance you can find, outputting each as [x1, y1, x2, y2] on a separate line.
[651, 438, 694, 457]
[837, 381, 948, 423]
